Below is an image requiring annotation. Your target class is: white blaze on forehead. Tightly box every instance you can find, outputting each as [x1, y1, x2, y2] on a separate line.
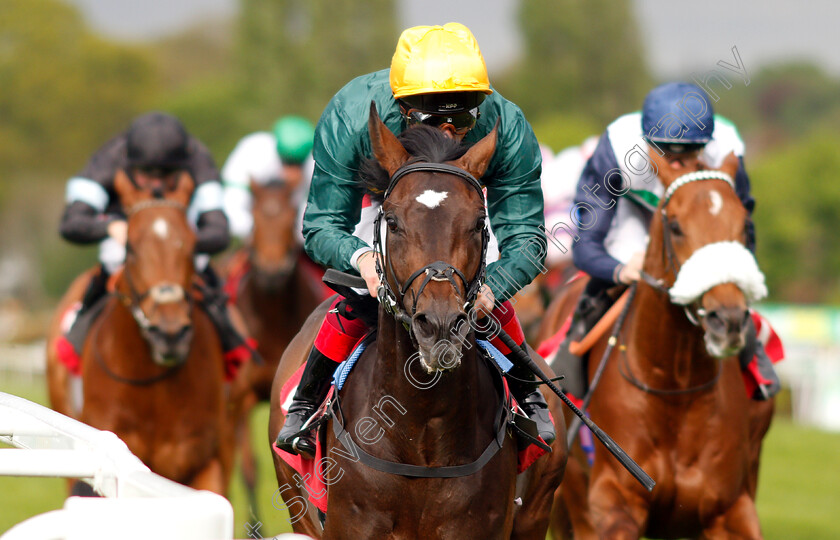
[152, 217, 169, 239]
[416, 190, 448, 208]
[708, 190, 723, 216]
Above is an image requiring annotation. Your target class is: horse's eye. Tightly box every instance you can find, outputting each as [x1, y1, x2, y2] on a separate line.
[668, 219, 683, 237]
[474, 217, 486, 233]
[385, 215, 399, 232]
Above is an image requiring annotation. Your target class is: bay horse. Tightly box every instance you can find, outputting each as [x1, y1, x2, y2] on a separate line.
[224, 178, 326, 511]
[541, 153, 775, 539]
[46, 171, 233, 493]
[268, 105, 567, 539]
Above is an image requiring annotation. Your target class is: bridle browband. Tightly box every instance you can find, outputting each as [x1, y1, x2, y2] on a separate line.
[373, 161, 490, 331]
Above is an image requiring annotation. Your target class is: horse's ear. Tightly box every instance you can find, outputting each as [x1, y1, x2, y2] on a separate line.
[170, 172, 195, 207]
[114, 169, 139, 208]
[368, 101, 410, 176]
[719, 152, 740, 180]
[451, 120, 498, 180]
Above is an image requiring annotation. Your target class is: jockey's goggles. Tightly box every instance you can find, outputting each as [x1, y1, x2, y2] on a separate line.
[653, 141, 706, 155]
[403, 107, 480, 134]
[133, 165, 180, 178]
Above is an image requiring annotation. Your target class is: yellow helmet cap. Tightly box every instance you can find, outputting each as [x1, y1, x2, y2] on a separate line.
[390, 23, 493, 99]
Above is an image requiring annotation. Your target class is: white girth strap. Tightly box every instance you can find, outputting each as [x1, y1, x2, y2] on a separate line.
[669, 241, 767, 305]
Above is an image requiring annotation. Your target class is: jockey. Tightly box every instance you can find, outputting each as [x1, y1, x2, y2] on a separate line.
[222, 116, 315, 241]
[59, 112, 254, 367]
[276, 22, 553, 457]
[554, 81, 780, 401]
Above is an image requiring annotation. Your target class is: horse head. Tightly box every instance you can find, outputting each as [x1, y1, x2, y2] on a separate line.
[248, 178, 299, 291]
[367, 103, 497, 372]
[114, 169, 197, 366]
[646, 151, 767, 357]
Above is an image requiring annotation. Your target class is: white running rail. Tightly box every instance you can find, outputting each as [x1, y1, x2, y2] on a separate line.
[0, 392, 233, 540]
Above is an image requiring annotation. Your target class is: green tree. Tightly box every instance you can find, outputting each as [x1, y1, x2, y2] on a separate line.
[498, 0, 651, 126]
[751, 130, 840, 304]
[0, 0, 156, 178]
[236, 0, 397, 129]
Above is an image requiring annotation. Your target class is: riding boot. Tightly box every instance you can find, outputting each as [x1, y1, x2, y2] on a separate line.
[550, 282, 613, 399]
[275, 347, 339, 457]
[505, 356, 556, 446]
[65, 266, 110, 354]
[198, 267, 261, 365]
[739, 318, 781, 401]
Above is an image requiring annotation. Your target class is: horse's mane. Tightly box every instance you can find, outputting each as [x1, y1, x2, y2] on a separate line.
[359, 125, 469, 202]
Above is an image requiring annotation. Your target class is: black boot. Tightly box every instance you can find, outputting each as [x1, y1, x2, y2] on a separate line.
[505, 356, 556, 446]
[66, 266, 110, 354]
[275, 348, 338, 457]
[739, 319, 781, 401]
[550, 281, 613, 399]
[198, 268, 261, 363]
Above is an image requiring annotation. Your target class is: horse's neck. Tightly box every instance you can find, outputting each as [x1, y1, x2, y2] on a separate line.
[369, 312, 496, 455]
[627, 245, 716, 387]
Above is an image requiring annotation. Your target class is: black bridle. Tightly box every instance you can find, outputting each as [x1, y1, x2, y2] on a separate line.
[372, 162, 489, 330]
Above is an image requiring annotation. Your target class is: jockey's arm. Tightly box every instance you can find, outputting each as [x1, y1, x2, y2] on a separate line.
[186, 139, 230, 255]
[482, 109, 547, 305]
[301, 104, 370, 275]
[60, 135, 124, 244]
[59, 200, 113, 244]
[571, 132, 625, 284]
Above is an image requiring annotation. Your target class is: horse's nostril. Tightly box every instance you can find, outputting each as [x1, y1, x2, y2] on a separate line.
[413, 314, 434, 338]
[449, 313, 469, 340]
[706, 311, 725, 333]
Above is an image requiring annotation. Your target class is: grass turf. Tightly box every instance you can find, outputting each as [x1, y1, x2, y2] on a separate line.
[1, 375, 839, 538]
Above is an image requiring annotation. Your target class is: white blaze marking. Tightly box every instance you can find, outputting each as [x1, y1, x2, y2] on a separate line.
[416, 190, 448, 208]
[152, 217, 169, 239]
[708, 190, 723, 216]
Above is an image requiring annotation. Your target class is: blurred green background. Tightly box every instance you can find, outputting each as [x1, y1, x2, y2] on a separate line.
[2, 0, 839, 309]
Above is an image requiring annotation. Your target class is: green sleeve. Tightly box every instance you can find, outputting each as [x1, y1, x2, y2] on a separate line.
[301, 100, 370, 274]
[481, 102, 546, 304]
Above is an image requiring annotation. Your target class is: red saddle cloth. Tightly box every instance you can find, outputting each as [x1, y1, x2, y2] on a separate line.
[272, 361, 550, 514]
[55, 299, 254, 383]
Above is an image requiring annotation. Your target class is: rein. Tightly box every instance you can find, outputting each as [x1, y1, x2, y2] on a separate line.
[617, 334, 723, 396]
[328, 352, 512, 478]
[91, 300, 186, 386]
[373, 161, 489, 331]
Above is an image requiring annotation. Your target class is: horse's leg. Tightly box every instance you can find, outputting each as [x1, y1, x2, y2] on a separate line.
[747, 398, 775, 497]
[700, 490, 762, 540]
[237, 390, 260, 521]
[189, 458, 226, 495]
[552, 444, 597, 540]
[589, 471, 649, 540]
[511, 346, 568, 540]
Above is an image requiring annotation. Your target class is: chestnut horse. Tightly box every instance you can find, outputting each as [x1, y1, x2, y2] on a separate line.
[268, 107, 567, 539]
[225, 178, 326, 510]
[46, 171, 233, 493]
[541, 154, 774, 539]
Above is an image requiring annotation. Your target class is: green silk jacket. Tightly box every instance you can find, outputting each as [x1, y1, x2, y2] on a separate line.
[302, 69, 546, 303]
